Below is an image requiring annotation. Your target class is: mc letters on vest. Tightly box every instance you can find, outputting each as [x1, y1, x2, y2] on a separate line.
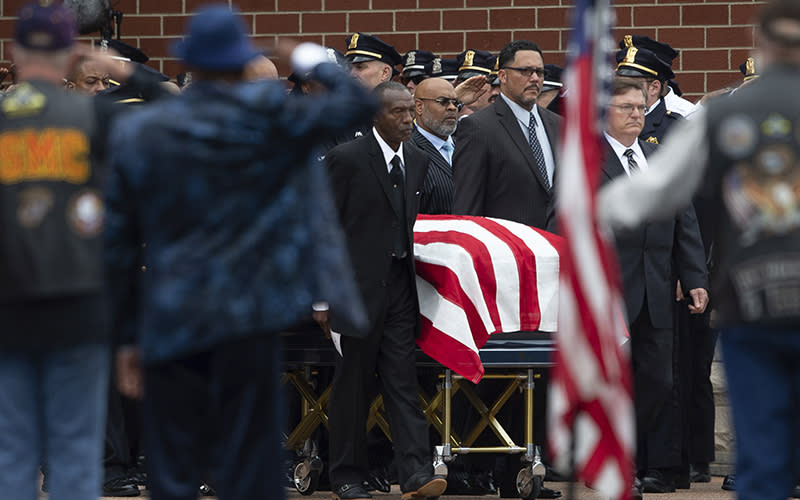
[704, 66, 800, 327]
[0, 81, 103, 301]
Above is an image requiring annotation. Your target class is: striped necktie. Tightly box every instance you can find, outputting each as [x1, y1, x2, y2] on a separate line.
[623, 148, 639, 175]
[528, 113, 550, 190]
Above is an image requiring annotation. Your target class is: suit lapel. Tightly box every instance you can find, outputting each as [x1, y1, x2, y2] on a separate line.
[412, 128, 452, 177]
[367, 131, 404, 220]
[601, 137, 628, 181]
[495, 97, 551, 194]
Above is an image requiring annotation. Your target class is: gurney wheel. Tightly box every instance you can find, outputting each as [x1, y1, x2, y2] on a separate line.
[293, 460, 320, 496]
[516, 467, 542, 500]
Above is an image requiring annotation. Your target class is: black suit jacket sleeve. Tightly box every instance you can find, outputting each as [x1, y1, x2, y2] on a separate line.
[674, 205, 709, 293]
[451, 115, 488, 216]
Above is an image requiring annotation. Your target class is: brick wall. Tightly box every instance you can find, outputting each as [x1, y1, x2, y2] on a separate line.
[0, 0, 765, 100]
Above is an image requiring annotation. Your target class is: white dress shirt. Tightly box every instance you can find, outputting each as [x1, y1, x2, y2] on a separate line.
[373, 126, 406, 175]
[603, 132, 649, 176]
[499, 92, 556, 185]
[417, 126, 454, 164]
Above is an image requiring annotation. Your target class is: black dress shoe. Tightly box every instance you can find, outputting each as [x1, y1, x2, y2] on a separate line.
[103, 476, 141, 497]
[539, 485, 563, 498]
[401, 472, 447, 499]
[721, 474, 736, 491]
[690, 463, 711, 483]
[473, 471, 498, 495]
[441, 470, 476, 495]
[367, 466, 392, 493]
[641, 469, 675, 493]
[199, 482, 216, 496]
[631, 477, 643, 500]
[333, 483, 372, 499]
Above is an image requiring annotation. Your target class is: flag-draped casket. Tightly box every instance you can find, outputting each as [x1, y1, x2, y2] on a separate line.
[413, 214, 563, 383]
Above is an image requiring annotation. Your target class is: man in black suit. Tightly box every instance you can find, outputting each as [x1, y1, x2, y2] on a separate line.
[412, 77, 459, 214]
[450, 39, 563, 499]
[319, 82, 445, 500]
[601, 78, 709, 495]
[452, 39, 561, 231]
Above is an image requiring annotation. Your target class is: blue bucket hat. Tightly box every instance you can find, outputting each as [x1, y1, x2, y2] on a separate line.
[171, 4, 260, 71]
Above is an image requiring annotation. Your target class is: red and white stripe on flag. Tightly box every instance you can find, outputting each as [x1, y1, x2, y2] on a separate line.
[548, 0, 636, 499]
[413, 214, 563, 383]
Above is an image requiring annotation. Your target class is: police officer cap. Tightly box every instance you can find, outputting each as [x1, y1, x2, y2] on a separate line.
[740, 57, 759, 81]
[616, 45, 675, 81]
[456, 49, 494, 80]
[542, 64, 564, 92]
[288, 47, 350, 84]
[619, 35, 679, 66]
[428, 57, 459, 82]
[489, 56, 500, 85]
[344, 32, 402, 67]
[402, 50, 436, 79]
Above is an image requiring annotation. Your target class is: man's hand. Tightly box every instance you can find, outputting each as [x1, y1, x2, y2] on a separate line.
[454, 75, 488, 107]
[74, 43, 135, 82]
[116, 346, 144, 400]
[675, 280, 684, 302]
[687, 288, 709, 315]
[313, 309, 331, 339]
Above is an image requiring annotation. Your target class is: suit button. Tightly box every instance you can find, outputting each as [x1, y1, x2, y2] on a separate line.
[380, 280, 387, 287]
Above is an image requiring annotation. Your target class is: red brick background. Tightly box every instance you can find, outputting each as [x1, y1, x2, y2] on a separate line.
[0, 0, 765, 100]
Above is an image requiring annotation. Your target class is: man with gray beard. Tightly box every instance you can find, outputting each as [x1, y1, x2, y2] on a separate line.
[412, 77, 460, 214]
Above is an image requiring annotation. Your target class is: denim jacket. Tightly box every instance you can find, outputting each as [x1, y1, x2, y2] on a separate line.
[105, 63, 375, 363]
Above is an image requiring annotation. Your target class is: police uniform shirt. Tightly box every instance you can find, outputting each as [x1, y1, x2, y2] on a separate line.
[499, 92, 556, 185]
[664, 86, 697, 119]
[603, 132, 650, 176]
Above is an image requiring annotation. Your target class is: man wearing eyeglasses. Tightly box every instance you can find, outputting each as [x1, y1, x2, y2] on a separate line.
[452, 39, 561, 232]
[601, 77, 708, 497]
[412, 77, 460, 215]
[450, 39, 563, 500]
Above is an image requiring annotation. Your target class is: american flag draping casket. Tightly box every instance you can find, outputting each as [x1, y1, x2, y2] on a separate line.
[413, 214, 564, 383]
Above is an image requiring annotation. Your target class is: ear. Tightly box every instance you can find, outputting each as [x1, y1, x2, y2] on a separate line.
[65, 80, 76, 90]
[414, 98, 424, 118]
[498, 69, 508, 87]
[381, 63, 392, 83]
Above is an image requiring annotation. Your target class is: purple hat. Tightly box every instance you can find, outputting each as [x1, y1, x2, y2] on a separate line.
[15, 2, 77, 51]
[171, 4, 260, 71]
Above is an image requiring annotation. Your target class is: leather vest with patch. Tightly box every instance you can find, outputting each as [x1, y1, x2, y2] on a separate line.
[705, 66, 800, 326]
[0, 80, 104, 300]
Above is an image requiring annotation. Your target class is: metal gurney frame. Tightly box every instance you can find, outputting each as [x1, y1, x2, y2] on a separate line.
[281, 329, 555, 499]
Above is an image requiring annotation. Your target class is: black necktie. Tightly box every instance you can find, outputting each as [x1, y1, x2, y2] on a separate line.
[528, 113, 550, 190]
[623, 148, 639, 175]
[389, 156, 408, 259]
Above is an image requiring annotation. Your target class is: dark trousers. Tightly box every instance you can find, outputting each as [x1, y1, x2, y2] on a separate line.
[328, 258, 431, 491]
[630, 302, 680, 472]
[141, 335, 284, 500]
[674, 306, 716, 466]
[105, 382, 139, 481]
